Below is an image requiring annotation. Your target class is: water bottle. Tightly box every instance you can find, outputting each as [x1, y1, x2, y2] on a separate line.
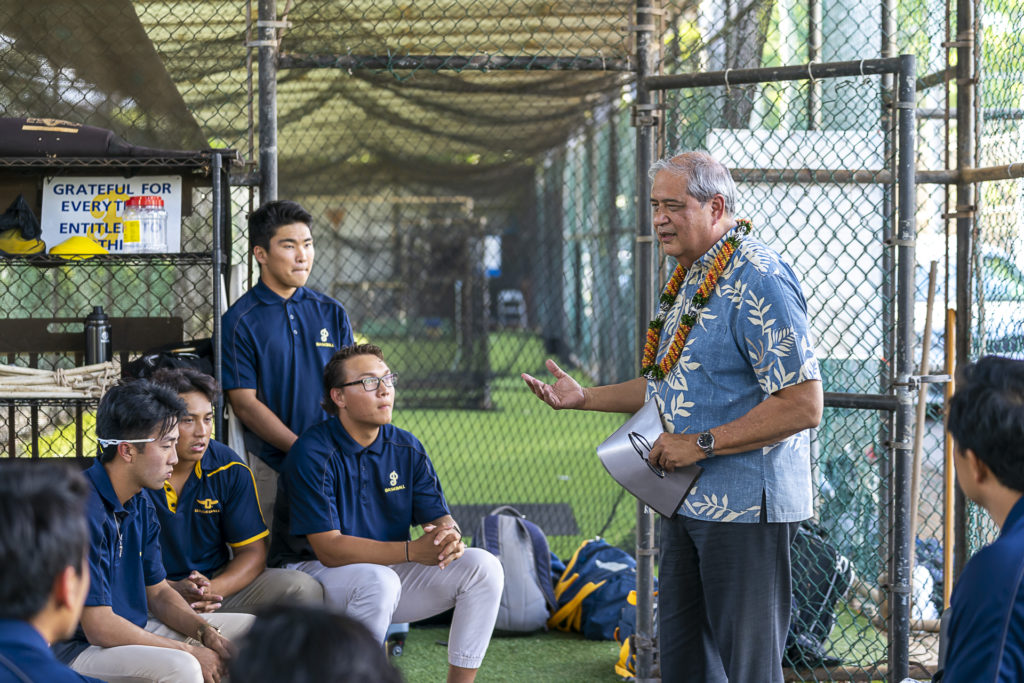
[139, 195, 168, 253]
[84, 306, 112, 364]
[121, 196, 144, 253]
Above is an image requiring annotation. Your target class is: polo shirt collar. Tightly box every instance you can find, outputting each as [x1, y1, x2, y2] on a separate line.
[0, 619, 47, 650]
[252, 278, 308, 304]
[84, 461, 128, 516]
[328, 417, 385, 456]
[1002, 495, 1024, 536]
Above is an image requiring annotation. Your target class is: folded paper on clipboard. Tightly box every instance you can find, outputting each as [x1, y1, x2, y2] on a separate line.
[596, 399, 702, 517]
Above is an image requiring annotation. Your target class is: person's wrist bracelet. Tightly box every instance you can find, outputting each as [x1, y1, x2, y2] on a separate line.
[405, 540, 410, 562]
[196, 622, 221, 647]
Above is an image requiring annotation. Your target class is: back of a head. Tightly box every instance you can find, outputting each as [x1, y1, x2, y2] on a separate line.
[95, 379, 187, 462]
[229, 604, 403, 683]
[0, 462, 90, 621]
[248, 199, 313, 254]
[948, 355, 1024, 491]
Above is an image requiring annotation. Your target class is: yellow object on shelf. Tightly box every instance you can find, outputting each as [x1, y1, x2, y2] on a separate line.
[48, 235, 108, 260]
[0, 228, 46, 255]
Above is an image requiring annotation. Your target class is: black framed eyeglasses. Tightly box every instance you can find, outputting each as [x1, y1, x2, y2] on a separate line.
[339, 373, 398, 392]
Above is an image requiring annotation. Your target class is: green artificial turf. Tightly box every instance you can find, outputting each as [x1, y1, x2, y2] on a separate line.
[392, 626, 626, 683]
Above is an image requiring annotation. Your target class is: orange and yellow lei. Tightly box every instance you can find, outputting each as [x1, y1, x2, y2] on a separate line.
[641, 219, 752, 380]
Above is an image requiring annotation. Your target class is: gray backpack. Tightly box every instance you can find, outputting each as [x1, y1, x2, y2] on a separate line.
[474, 506, 558, 632]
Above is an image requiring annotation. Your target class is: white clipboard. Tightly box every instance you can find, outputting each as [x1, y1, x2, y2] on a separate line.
[596, 399, 702, 517]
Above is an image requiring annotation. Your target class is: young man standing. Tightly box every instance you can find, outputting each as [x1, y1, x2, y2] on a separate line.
[0, 463, 103, 683]
[55, 380, 252, 683]
[270, 344, 503, 683]
[222, 199, 354, 522]
[146, 367, 323, 614]
[941, 356, 1024, 681]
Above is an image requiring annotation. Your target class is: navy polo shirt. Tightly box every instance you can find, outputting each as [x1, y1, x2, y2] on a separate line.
[222, 280, 354, 471]
[943, 495, 1024, 681]
[144, 440, 268, 580]
[269, 419, 450, 567]
[52, 463, 166, 666]
[0, 620, 102, 683]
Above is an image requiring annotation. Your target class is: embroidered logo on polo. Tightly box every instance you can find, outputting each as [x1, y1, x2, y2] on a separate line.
[384, 470, 405, 493]
[315, 327, 334, 348]
[194, 498, 221, 514]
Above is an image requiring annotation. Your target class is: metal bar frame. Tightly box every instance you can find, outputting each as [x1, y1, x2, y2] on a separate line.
[258, 0, 279, 202]
[279, 54, 634, 71]
[953, 0, 976, 582]
[644, 54, 918, 680]
[632, 2, 659, 680]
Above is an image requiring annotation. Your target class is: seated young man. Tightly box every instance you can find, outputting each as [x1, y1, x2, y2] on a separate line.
[0, 462, 103, 683]
[269, 343, 504, 683]
[54, 380, 253, 683]
[146, 367, 323, 613]
[941, 355, 1024, 681]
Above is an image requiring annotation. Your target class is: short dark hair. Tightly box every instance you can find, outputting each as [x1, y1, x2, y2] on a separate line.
[150, 366, 220, 404]
[0, 462, 90, 621]
[248, 200, 313, 254]
[95, 379, 187, 463]
[321, 343, 386, 414]
[229, 604, 403, 683]
[947, 355, 1024, 492]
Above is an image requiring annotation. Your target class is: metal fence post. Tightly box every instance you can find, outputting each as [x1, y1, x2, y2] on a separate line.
[890, 52, 917, 683]
[257, 0, 279, 202]
[634, 0, 659, 680]
[953, 0, 976, 582]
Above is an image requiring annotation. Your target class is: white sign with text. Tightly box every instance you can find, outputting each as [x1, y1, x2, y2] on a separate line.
[41, 175, 183, 253]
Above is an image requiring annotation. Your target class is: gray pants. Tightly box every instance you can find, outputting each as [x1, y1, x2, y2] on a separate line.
[288, 548, 504, 669]
[659, 514, 799, 683]
[217, 567, 324, 613]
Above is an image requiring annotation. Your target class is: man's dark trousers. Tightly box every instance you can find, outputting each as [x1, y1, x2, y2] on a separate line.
[659, 511, 799, 683]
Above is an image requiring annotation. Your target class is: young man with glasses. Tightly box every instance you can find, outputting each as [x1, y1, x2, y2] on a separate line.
[269, 343, 503, 683]
[222, 200, 354, 525]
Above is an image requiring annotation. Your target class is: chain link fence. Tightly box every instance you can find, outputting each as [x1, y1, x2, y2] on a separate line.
[2, 1, 1024, 680]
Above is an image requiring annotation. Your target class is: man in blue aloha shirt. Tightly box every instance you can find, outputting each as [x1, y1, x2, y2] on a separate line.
[523, 150, 822, 682]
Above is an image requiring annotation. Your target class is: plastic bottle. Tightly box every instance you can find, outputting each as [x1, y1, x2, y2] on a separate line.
[139, 195, 168, 253]
[84, 306, 112, 364]
[121, 196, 144, 253]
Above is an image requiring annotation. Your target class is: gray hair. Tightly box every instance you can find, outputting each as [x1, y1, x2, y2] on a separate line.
[648, 151, 737, 215]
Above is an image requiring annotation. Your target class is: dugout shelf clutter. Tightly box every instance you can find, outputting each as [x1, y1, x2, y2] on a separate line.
[0, 149, 239, 461]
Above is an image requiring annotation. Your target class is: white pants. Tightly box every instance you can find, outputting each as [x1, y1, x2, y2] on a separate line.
[69, 612, 253, 683]
[289, 547, 503, 669]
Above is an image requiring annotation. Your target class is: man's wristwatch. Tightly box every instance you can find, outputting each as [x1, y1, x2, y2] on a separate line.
[696, 431, 716, 459]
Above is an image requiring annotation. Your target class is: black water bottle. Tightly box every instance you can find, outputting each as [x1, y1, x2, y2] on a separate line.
[84, 306, 112, 364]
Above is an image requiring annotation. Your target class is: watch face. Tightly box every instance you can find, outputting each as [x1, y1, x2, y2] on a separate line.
[697, 432, 714, 450]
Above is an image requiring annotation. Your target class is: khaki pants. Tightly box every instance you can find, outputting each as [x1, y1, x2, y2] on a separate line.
[218, 567, 323, 613]
[69, 612, 253, 683]
[249, 454, 278, 528]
